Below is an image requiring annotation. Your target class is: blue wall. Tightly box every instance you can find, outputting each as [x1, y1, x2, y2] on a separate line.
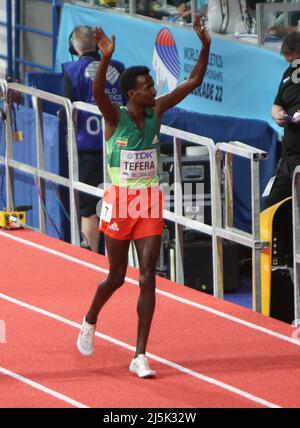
[55, 3, 286, 131]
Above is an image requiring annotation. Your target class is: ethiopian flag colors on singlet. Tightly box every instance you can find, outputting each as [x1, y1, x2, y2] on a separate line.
[106, 106, 160, 189]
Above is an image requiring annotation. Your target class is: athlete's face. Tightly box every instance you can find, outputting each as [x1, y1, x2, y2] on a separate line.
[131, 75, 156, 107]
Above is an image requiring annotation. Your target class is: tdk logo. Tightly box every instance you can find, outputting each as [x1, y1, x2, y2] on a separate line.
[134, 152, 153, 159]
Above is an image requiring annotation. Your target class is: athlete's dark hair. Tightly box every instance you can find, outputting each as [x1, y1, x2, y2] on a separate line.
[281, 32, 300, 56]
[120, 66, 150, 100]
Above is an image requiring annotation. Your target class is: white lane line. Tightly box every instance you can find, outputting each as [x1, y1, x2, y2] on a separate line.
[0, 292, 281, 408]
[0, 231, 298, 347]
[0, 366, 89, 408]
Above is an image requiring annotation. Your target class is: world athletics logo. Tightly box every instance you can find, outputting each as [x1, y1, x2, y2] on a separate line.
[152, 28, 180, 95]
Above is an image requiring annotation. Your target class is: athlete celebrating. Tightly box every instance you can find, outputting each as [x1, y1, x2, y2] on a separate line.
[77, 14, 211, 378]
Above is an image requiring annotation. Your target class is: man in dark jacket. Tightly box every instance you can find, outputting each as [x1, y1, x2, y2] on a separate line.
[264, 32, 300, 208]
[63, 25, 125, 252]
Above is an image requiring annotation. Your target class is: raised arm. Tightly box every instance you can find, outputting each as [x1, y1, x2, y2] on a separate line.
[154, 13, 211, 119]
[93, 27, 121, 130]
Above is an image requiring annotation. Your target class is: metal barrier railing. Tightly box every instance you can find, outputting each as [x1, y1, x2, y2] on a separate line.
[63, 101, 268, 307]
[0, 81, 267, 311]
[216, 141, 267, 312]
[70, 101, 105, 247]
[72, 101, 224, 295]
[292, 165, 300, 324]
[159, 125, 223, 297]
[1, 82, 73, 235]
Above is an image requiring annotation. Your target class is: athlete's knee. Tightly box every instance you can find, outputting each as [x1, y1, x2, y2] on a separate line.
[108, 276, 125, 290]
[139, 270, 156, 292]
[103, 270, 126, 291]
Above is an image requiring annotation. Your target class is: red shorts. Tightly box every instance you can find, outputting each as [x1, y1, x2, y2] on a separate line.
[99, 185, 164, 240]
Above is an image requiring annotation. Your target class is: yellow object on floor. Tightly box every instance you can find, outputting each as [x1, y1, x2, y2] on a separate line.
[260, 197, 293, 319]
[0, 210, 26, 229]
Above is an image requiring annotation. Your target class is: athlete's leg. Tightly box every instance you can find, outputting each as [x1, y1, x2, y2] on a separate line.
[85, 235, 131, 324]
[133, 235, 161, 357]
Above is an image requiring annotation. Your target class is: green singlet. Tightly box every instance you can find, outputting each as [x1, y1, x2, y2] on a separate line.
[106, 106, 160, 189]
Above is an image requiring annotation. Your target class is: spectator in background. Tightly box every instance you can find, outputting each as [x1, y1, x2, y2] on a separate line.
[167, 0, 199, 24]
[207, 0, 253, 34]
[263, 32, 300, 208]
[174, 0, 192, 23]
[63, 25, 125, 252]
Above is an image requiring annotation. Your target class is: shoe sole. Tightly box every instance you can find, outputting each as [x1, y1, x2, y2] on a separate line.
[129, 367, 156, 378]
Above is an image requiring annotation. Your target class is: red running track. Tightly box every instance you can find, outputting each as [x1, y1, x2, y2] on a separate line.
[0, 229, 300, 408]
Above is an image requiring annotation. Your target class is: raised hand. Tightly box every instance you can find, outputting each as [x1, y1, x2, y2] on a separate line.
[193, 13, 211, 47]
[94, 27, 115, 59]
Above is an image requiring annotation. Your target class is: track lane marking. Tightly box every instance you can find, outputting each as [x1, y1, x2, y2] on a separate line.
[0, 366, 89, 408]
[0, 231, 298, 347]
[0, 292, 281, 408]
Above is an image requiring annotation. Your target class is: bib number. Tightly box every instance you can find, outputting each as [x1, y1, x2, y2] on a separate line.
[100, 201, 113, 222]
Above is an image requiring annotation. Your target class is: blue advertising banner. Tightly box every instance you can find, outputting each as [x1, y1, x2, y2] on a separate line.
[55, 3, 287, 130]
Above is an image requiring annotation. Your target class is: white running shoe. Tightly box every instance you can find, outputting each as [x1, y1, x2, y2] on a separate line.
[129, 354, 156, 378]
[77, 318, 96, 356]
